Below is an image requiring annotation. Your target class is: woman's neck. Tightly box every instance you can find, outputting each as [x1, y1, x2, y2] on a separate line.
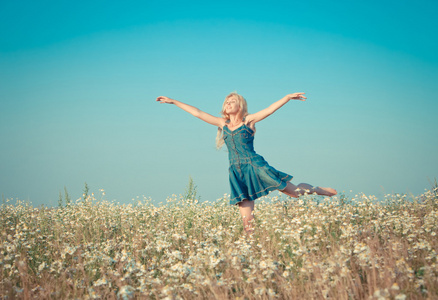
[229, 114, 243, 125]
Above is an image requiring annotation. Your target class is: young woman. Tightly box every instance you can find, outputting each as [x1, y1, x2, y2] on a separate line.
[156, 92, 337, 233]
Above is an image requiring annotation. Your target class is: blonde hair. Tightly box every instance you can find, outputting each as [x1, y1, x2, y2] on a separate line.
[216, 92, 249, 149]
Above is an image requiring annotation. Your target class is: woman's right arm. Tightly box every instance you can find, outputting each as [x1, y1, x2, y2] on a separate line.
[156, 96, 225, 127]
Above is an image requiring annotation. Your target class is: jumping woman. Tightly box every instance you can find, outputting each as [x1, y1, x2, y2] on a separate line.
[156, 92, 337, 234]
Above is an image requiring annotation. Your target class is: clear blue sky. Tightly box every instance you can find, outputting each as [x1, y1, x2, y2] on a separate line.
[1, 0, 437, 206]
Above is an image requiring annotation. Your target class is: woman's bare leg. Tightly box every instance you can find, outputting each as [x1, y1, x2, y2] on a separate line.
[281, 182, 337, 198]
[238, 199, 255, 234]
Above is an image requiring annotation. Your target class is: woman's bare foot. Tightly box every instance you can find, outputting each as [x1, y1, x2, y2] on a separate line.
[316, 187, 337, 196]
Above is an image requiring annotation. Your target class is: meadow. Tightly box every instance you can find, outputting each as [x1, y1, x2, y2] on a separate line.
[1, 187, 437, 299]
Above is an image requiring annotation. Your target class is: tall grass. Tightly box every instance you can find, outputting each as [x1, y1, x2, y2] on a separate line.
[1, 188, 437, 299]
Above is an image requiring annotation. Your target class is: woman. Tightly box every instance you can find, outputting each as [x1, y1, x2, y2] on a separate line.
[156, 92, 337, 233]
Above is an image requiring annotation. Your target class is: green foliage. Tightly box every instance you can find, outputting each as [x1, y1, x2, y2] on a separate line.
[58, 191, 63, 208]
[83, 182, 89, 200]
[2, 186, 437, 299]
[63, 186, 71, 206]
[183, 176, 200, 202]
[431, 178, 438, 200]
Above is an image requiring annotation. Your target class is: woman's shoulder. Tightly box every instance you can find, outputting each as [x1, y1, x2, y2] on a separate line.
[244, 115, 256, 132]
[218, 118, 229, 129]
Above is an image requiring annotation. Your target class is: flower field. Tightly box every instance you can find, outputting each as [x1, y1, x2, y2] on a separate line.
[1, 188, 437, 299]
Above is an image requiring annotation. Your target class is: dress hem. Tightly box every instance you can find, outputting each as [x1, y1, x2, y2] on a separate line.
[230, 174, 293, 205]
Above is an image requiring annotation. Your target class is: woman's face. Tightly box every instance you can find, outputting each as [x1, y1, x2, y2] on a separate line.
[225, 96, 240, 115]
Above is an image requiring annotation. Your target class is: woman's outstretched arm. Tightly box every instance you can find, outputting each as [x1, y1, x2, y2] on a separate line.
[156, 96, 225, 127]
[246, 93, 306, 124]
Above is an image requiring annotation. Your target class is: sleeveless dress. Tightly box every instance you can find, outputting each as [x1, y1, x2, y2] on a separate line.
[223, 119, 293, 205]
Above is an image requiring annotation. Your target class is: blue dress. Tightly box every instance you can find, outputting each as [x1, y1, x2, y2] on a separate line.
[223, 120, 293, 205]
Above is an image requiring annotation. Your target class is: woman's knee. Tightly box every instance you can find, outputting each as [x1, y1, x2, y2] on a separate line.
[238, 200, 255, 233]
[281, 182, 300, 198]
[238, 199, 254, 208]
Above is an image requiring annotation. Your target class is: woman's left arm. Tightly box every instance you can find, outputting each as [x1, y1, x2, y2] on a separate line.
[247, 93, 306, 124]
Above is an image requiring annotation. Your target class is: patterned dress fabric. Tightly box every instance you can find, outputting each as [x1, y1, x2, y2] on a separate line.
[223, 121, 293, 205]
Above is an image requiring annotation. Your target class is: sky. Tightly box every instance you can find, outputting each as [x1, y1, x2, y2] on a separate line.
[1, 0, 437, 207]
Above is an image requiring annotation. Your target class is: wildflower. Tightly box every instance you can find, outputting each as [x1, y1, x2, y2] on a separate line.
[88, 287, 99, 299]
[170, 250, 183, 260]
[181, 283, 194, 292]
[254, 287, 266, 295]
[373, 288, 389, 299]
[267, 289, 276, 297]
[117, 285, 135, 300]
[38, 262, 46, 272]
[93, 277, 108, 287]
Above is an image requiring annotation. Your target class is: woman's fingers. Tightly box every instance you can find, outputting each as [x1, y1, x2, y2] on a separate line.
[156, 96, 175, 104]
[290, 93, 306, 100]
[297, 93, 307, 100]
[156, 96, 168, 103]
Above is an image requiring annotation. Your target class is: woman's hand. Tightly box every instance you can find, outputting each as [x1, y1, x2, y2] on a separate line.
[156, 96, 175, 104]
[287, 93, 307, 101]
